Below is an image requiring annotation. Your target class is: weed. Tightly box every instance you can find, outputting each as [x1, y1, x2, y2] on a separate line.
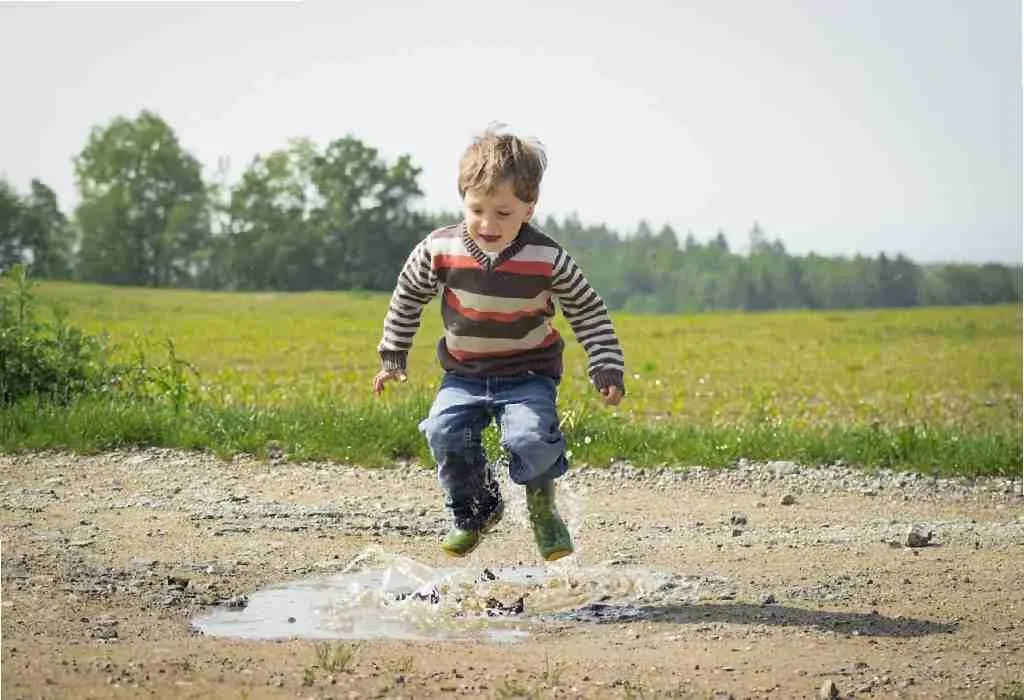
[313, 641, 359, 673]
[392, 655, 415, 674]
[540, 653, 564, 687]
[495, 679, 542, 698]
[996, 681, 1024, 700]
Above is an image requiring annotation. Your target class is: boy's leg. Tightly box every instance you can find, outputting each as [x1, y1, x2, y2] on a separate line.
[494, 374, 568, 485]
[494, 375, 573, 561]
[418, 374, 503, 555]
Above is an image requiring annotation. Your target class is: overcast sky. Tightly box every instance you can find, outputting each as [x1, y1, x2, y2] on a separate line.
[1, 0, 1020, 264]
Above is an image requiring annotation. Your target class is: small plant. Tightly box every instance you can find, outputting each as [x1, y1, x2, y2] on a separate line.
[622, 682, 647, 700]
[118, 337, 199, 412]
[301, 666, 315, 687]
[312, 640, 359, 673]
[996, 682, 1024, 700]
[392, 655, 415, 674]
[540, 654, 564, 687]
[495, 679, 541, 699]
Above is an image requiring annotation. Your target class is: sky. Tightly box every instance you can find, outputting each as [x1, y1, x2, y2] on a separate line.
[1, 0, 1021, 264]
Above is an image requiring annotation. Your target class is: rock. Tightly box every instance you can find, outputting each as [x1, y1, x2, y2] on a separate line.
[819, 679, 839, 699]
[906, 525, 933, 548]
[780, 494, 797, 505]
[729, 512, 748, 526]
[265, 440, 285, 460]
[90, 618, 119, 640]
[759, 593, 777, 605]
[771, 461, 800, 477]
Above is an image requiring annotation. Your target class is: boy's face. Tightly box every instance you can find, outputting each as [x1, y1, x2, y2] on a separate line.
[463, 180, 535, 253]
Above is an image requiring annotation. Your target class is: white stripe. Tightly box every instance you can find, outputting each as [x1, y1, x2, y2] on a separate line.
[510, 244, 560, 265]
[446, 323, 555, 353]
[451, 287, 552, 314]
[430, 236, 472, 257]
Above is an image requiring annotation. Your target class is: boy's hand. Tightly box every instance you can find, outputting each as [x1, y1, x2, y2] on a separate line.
[372, 369, 407, 395]
[600, 385, 624, 406]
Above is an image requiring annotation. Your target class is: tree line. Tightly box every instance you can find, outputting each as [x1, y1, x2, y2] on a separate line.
[2, 110, 1020, 312]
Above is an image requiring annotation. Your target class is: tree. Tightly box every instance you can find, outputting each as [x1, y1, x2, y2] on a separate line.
[0, 179, 74, 279]
[310, 136, 424, 290]
[748, 221, 769, 256]
[225, 135, 424, 291]
[74, 111, 211, 286]
[0, 180, 23, 272]
[20, 180, 74, 279]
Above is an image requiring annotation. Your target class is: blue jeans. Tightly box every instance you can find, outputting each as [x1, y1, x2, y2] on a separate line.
[418, 372, 569, 527]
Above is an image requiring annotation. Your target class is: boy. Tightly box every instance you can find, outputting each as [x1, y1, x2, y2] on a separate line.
[373, 126, 625, 561]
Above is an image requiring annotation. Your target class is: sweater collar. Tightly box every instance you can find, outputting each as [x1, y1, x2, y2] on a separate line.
[461, 221, 529, 268]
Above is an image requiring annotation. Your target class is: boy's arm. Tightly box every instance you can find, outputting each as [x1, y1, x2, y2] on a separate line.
[550, 249, 626, 394]
[377, 237, 439, 372]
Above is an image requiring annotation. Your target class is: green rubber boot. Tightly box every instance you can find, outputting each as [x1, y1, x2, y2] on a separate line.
[440, 499, 504, 558]
[525, 480, 574, 561]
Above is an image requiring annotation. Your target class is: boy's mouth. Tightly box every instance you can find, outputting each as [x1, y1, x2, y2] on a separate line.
[479, 234, 502, 243]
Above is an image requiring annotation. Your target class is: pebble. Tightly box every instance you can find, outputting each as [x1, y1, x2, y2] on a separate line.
[906, 525, 934, 548]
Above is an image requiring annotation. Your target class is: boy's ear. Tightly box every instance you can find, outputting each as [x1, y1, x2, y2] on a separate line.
[526, 202, 536, 219]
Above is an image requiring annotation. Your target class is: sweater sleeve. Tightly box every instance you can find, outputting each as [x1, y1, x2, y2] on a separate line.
[550, 249, 626, 393]
[377, 237, 440, 371]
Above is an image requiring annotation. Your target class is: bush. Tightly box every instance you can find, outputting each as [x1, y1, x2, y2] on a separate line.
[0, 264, 198, 409]
[0, 264, 113, 404]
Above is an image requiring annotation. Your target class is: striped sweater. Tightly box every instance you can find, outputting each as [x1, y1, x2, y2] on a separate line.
[377, 222, 626, 392]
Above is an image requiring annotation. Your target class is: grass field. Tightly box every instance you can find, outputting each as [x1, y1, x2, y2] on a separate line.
[5, 281, 1021, 476]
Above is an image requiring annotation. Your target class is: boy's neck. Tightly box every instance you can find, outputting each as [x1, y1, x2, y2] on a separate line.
[462, 222, 529, 266]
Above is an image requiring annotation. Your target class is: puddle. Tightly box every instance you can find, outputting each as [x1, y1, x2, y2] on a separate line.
[191, 546, 735, 643]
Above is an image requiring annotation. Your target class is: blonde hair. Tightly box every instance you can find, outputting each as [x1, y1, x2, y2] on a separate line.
[458, 124, 547, 203]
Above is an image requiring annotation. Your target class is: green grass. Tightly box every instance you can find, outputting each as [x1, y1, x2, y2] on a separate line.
[3, 281, 1020, 476]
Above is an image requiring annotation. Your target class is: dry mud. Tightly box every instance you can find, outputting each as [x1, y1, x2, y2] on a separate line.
[2, 449, 1022, 699]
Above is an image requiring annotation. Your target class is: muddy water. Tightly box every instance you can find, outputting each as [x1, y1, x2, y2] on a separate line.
[191, 545, 734, 643]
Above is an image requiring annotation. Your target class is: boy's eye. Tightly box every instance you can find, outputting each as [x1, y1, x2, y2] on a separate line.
[497, 212, 511, 217]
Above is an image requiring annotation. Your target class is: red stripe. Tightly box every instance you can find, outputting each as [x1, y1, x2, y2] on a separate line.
[448, 329, 561, 360]
[445, 289, 548, 323]
[434, 254, 482, 270]
[494, 259, 554, 276]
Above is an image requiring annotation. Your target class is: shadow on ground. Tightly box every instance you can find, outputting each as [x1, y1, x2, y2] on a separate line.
[552, 602, 958, 638]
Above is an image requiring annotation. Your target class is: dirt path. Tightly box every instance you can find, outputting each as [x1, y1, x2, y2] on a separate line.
[2, 449, 1022, 699]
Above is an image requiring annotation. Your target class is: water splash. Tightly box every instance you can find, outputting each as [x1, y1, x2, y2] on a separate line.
[191, 545, 734, 643]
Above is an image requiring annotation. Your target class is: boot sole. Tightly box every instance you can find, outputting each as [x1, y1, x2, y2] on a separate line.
[441, 541, 479, 558]
[543, 547, 574, 562]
